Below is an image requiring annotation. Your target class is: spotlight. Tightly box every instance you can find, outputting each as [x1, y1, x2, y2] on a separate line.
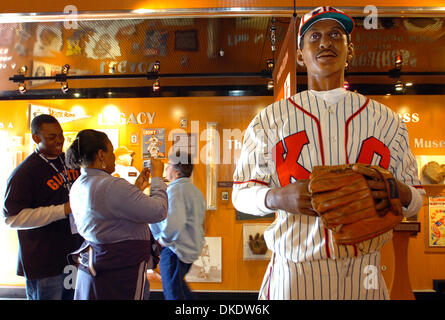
[405, 81, 413, 87]
[153, 61, 160, 73]
[19, 65, 27, 74]
[267, 80, 274, 91]
[61, 82, 69, 93]
[266, 59, 274, 71]
[395, 54, 402, 70]
[153, 79, 160, 92]
[395, 80, 404, 91]
[62, 64, 70, 74]
[343, 80, 350, 90]
[18, 82, 26, 94]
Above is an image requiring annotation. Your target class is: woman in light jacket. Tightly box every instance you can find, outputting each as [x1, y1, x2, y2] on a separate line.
[65, 129, 167, 300]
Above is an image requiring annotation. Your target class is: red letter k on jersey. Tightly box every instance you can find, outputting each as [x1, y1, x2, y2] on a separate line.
[273, 131, 311, 187]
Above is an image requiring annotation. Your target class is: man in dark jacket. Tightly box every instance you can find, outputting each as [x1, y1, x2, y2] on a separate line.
[3, 114, 83, 300]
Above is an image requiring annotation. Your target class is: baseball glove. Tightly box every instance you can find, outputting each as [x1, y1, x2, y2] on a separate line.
[308, 164, 403, 245]
[248, 233, 268, 255]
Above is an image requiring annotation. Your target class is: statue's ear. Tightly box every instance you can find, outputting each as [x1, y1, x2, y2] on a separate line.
[296, 48, 305, 68]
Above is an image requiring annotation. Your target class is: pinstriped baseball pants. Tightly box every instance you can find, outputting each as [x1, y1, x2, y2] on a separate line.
[259, 251, 389, 300]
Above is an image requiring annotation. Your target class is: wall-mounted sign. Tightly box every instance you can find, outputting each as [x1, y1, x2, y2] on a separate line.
[99, 61, 157, 74]
[28, 104, 91, 127]
[217, 181, 233, 188]
[130, 133, 139, 145]
[127, 112, 156, 125]
[0, 122, 14, 129]
[97, 111, 156, 126]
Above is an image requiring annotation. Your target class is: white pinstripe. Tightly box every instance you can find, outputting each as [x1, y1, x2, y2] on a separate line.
[233, 90, 421, 300]
[258, 252, 389, 300]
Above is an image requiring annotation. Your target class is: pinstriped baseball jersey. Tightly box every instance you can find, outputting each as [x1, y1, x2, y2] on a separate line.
[233, 90, 421, 264]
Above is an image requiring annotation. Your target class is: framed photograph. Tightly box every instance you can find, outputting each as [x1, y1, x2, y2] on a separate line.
[31, 61, 61, 87]
[243, 223, 272, 261]
[174, 30, 198, 51]
[31, 61, 92, 87]
[141, 128, 166, 159]
[235, 210, 275, 221]
[415, 155, 445, 185]
[185, 237, 222, 283]
[83, 29, 121, 60]
[33, 24, 62, 58]
[428, 196, 445, 248]
[0, 23, 15, 46]
[144, 30, 168, 57]
[66, 36, 82, 56]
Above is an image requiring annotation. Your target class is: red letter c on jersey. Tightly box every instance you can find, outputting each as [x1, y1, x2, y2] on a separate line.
[356, 137, 390, 169]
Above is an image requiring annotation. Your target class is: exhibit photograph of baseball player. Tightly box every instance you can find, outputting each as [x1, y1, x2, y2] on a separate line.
[232, 6, 425, 300]
[148, 134, 161, 158]
[112, 146, 140, 185]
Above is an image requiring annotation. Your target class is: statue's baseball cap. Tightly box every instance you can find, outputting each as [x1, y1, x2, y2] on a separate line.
[114, 146, 134, 158]
[298, 6, 355, 48]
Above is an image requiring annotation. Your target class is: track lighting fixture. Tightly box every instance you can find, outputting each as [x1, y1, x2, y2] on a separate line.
[62, 64, 70, 74]
[153, 79, 160, 92]
[267, 80, 274, 91]
[266, 59, 274, 71]
[57, 64, 71, 93]
[153, 61, 160, 73]
[395, 54, 402, 70]
[395, 80, 404, 91]
[17, 65, 28, 94]
[19, 66, 27, 74]
[18, 83, 27, 94]
[9, 59, 282, 96]
[61, 82, 69, 93]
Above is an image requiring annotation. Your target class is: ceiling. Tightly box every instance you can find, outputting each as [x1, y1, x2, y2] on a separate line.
[0, 13, 444, 99]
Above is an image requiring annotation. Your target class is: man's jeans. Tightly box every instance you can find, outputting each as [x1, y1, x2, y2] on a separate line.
[26, 274, 74, 300]
[159, 247, 193, 300]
